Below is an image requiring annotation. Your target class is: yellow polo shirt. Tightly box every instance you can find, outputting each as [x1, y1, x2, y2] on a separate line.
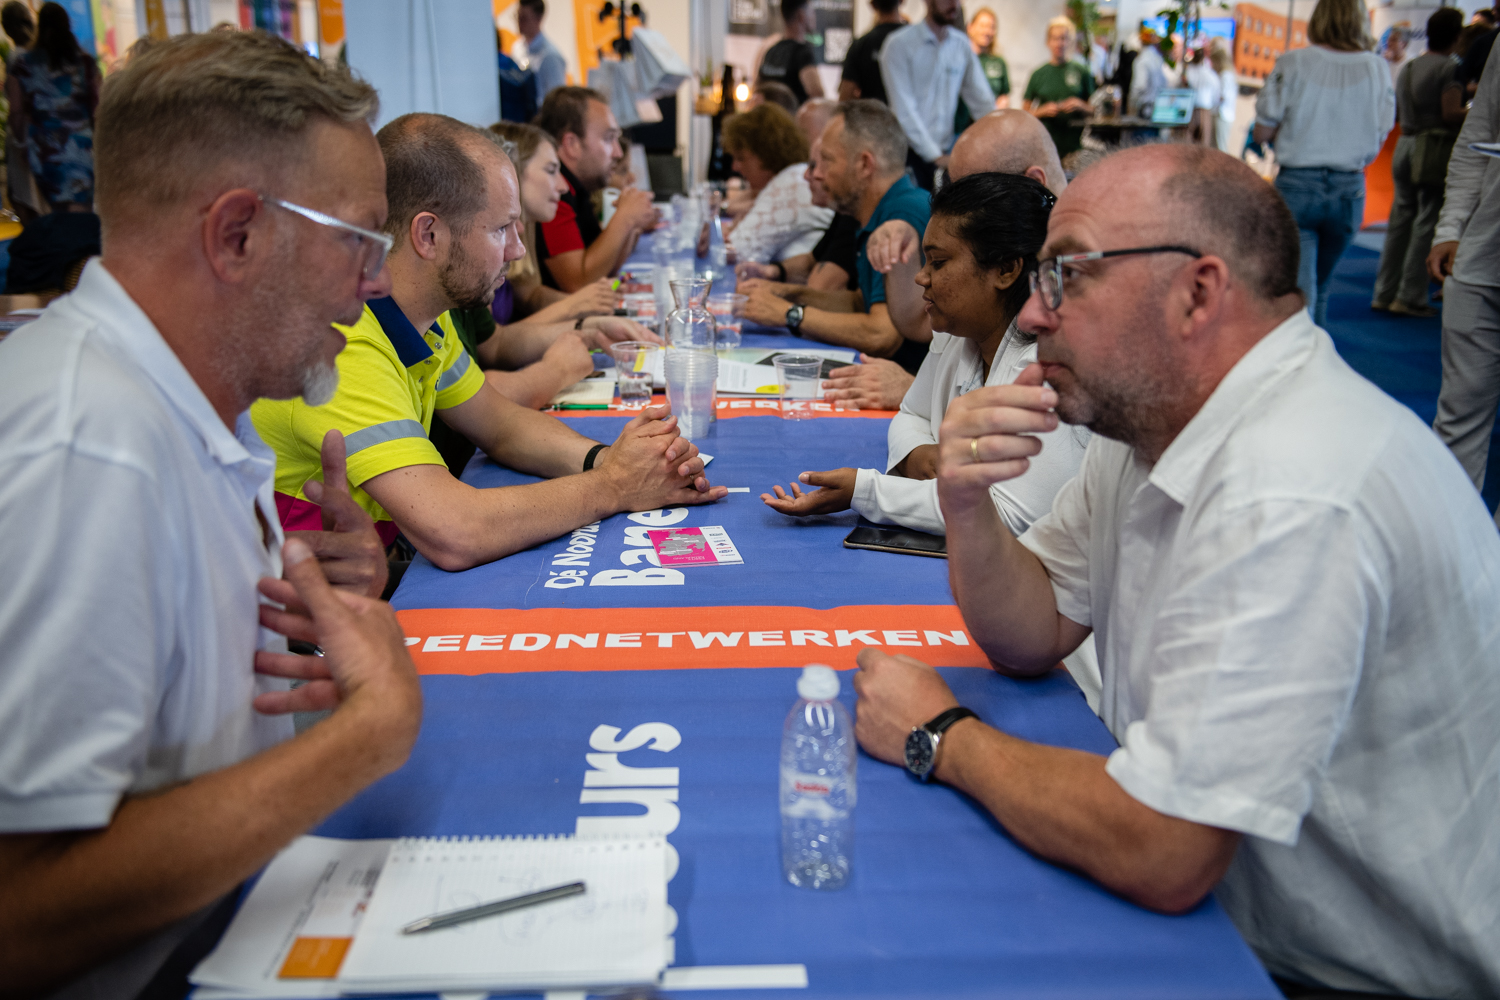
[251, 296, 485, 535]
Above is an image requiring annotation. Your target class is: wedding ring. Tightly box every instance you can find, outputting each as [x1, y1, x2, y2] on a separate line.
[970, 437, 981, 464]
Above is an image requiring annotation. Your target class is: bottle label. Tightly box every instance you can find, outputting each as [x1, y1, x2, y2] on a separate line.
[791, 777, 832, 796]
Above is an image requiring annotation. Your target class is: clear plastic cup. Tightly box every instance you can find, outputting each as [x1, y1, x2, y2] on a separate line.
[707, 292, 747, 351]
[773, 353, 823, 420]
[664, 348, 718, 440]
[609, 341, 661, 409]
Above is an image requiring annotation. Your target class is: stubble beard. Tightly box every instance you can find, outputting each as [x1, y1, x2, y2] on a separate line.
[439, 238, 499, 311]
[218, 247, 342, 408]
[1049, 296, 1185, 451]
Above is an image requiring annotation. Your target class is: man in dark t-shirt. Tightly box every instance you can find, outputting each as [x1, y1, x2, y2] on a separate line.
[757, 0, 824, 106]
[533, 86, 659, 291]
[839, 0, 905, 104]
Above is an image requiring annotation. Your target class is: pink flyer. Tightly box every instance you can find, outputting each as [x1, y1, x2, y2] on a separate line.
[647, 526, 745, 567]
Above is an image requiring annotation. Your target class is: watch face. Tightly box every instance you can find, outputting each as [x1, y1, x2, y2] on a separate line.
[904, 727, 935, 778]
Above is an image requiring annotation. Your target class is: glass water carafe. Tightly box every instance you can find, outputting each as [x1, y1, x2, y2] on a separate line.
[666, 276, 717, 351]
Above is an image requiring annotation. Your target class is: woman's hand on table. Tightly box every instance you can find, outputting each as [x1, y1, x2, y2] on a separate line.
[558, 278, 620, 320]
[823, 355, 914, 410]
[580, 315, 661, 348]
[539, 332, 595, 387]
[761, 468, 856, 516]
[596, 404, 730, 508]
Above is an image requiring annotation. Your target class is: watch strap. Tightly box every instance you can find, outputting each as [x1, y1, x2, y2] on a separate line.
[923, 706, 977, 737]
[582, 443, 607, 472]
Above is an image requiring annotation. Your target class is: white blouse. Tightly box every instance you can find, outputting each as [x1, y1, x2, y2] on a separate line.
[725, 163, 834, 264]
[1254, 45, 1393, 171]
[851, 325, 1091, 537]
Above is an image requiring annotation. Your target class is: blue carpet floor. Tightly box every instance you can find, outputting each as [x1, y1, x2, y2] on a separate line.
[1323, 244, 1500, 514]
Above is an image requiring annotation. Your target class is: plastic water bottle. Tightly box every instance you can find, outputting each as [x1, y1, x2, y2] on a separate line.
[780, 665, 856, 889]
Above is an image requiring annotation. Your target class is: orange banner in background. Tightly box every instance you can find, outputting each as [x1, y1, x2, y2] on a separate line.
[397, 604, 991, 674]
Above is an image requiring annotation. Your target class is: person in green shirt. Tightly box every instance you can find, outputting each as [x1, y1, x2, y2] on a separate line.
[1023, 16, 1094, 158]
[955, 8, 1009, 135]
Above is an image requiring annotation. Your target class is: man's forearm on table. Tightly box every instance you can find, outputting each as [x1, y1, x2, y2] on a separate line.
[800, 307, 903, 357]
[483, 363, 575, 411]
[788, 287, 860, 312]
[413, 472, 626, 571]
[932, 721, 1239, 914]
[468, 403, 600, 480]
[0, 701, 413, 995]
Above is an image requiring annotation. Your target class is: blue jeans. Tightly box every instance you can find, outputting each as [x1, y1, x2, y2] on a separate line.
[1275, 167, 1366, 327]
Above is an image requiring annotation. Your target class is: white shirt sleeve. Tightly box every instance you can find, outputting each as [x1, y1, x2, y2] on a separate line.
[726, 165, 834, 265]
[0, 447, 175, 832]
[851, 469, 944, 534]
[886, 333, 947, 471]
[961, 46, 996, 120]
[881, 31, 943, 163]
[1255, 54, 1289, 127]
[1017, 439, 1110, 629]
[1102, 498, 1376, 846]
[1435, 41, 1500, 245]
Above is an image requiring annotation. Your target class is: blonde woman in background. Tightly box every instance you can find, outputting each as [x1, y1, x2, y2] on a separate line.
[1210, 38, 1236, 154]
[488, 122, 620, 327]
[472, 122, 658, 409]
[1254, 0, 1392, 326]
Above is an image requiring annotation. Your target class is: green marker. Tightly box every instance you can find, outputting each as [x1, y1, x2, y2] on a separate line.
[554, 403, 610, 410]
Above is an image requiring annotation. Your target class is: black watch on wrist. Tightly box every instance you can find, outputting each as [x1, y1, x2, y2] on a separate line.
[785, 303, 805, 336]
[904, 706, 978, 782]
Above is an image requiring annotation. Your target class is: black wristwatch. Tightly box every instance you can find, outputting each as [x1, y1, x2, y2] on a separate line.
[904, 706, 978, 782]
[785, 303, 805, 336]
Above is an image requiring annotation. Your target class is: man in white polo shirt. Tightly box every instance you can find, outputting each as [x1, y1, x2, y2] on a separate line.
[854, 144, 1500, 998]
[0, 32, 422, 996]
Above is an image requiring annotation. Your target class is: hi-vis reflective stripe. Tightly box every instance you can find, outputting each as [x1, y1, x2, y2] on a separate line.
[344, 418, 427, 455]
[396, 604, 990, 674]
[435, 349, 472, 391]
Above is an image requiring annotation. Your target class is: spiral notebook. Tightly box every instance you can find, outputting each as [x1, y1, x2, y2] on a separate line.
[336, 835, 670, 993]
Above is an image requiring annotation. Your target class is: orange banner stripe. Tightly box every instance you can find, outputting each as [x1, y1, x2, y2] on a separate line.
[396, 605, 989, 675]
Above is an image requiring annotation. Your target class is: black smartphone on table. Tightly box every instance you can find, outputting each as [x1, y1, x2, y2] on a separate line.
[843, 525, 947, 558]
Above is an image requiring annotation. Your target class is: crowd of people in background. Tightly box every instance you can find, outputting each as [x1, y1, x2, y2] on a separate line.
[5, 0, 1500, 997]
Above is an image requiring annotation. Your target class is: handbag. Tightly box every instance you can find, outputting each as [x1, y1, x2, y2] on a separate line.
[1411, 128, 1459, 188]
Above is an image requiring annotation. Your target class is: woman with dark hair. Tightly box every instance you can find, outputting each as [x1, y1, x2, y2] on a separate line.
[9, 2, 99, 210]
[762, 171, 1089, 537]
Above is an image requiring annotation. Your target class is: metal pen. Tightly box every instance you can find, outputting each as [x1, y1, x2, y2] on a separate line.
[400, 880, 587, 934]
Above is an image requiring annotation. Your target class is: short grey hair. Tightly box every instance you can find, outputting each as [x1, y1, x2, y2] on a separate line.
[95, 30, 377, 229]
[832, 99, 908, 175]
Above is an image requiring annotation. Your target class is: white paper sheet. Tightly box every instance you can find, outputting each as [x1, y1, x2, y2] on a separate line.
[190, 836, 392, 994]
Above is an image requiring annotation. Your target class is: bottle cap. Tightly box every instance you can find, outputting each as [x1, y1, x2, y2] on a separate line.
[797, 664, 839, 701]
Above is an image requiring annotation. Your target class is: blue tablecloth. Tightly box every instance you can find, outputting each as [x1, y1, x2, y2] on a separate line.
[314, 399, 1279, 998]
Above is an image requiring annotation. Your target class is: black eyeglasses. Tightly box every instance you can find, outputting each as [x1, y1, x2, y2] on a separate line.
[1030, 245, 1202, 311]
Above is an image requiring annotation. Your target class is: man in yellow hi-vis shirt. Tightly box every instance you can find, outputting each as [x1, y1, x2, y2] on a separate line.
[254, 113, 726, 572]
